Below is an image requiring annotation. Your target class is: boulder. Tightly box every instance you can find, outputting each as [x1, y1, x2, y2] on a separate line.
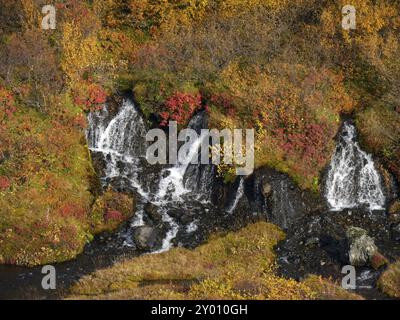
[133, 226, 160, 251]
[346, 226, 378, 267]
[180, 214, 193, 225]
[144, 203, 162, 223]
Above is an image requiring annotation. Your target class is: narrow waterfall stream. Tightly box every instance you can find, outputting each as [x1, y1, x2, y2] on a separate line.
[226, 177, 245, 214]
[325, 122, 385, 211]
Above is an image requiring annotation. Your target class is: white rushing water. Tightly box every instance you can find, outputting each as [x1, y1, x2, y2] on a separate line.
[87, 100, 213, 252]
[226, 177, 245, 213]
[155, 112, 208, 203]
[325, 122, 385, 211]
[87, 99, 149, 198]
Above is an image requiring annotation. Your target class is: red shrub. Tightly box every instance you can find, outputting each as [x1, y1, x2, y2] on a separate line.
[73, 82, 107, 112]
[160, 92, 202, 126]
[104, 210, 124, 222]
[59, 204, 86, 220]
[0, 176, 10, 190]
[273, 114, 336, 181]
[0, 87, 16, 123]
[210, 93, 236, 117]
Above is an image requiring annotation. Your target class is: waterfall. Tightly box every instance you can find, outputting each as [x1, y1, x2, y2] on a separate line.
[325, 122, 385, 211]
[87, 100, 216, 253]
[226, 178, 245, 213]
[87, 100, 149, 198]
[155, 111, 211, 202]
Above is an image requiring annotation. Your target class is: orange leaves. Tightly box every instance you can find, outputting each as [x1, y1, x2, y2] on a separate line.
[72, 81, 108, 112]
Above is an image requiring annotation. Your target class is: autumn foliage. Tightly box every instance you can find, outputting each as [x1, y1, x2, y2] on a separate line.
[0, 87, 16, 123]
[73, 81, 108, 112]
[0, 0, 399, 268]
[160, 92, 202, 126]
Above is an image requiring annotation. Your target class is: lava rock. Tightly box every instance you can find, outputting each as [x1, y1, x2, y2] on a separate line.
[391, 223, 400, 241]
[180, 214, 193, 225]
[346, 226, 378, 267]
[133, 226, 161, 251]
[305, 237, 320, 247]
[144, 203, 162, 223]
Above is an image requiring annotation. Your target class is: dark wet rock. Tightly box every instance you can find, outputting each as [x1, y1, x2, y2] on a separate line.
[180, 214, 193, 225]
[245, 168, 325, 230]
[391, 222, 400, 241]
[107, 177, 133, 193]
[305, 237, 320, 247]
[378, 165, 398, 205]
[133, 226, 162, 251]
[90, 151, 108, 179]
[276, 209, 399, 289]
[144, 203, 162, 223]
[166, 208, 184, 219]
[346, 226, 378, 267]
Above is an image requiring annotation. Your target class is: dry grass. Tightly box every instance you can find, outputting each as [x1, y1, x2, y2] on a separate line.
[68, 222, 361, 300]
[378, 260, 400, 299]
[302, 275, 364, 300]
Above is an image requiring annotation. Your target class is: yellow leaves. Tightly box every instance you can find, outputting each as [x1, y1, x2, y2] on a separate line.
[321, 0, 399, 46]
[189, 278, 244, 300]
[61, 22, 102, 83]
[21, 0, 41, 30]
[215, 0, 289, 18]
[263, 274, 316, 300]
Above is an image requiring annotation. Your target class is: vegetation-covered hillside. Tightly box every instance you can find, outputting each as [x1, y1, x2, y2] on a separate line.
[0, 0, 399, 300]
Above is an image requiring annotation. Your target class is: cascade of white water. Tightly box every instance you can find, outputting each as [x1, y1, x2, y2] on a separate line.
[87, 100, 149, 198]
[325, 122, 385, 211]
[87, 100, 213, 253]
[150, 113, 208, 251]
[226, 178, 245, 213]
[155, 112, 208, 203]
